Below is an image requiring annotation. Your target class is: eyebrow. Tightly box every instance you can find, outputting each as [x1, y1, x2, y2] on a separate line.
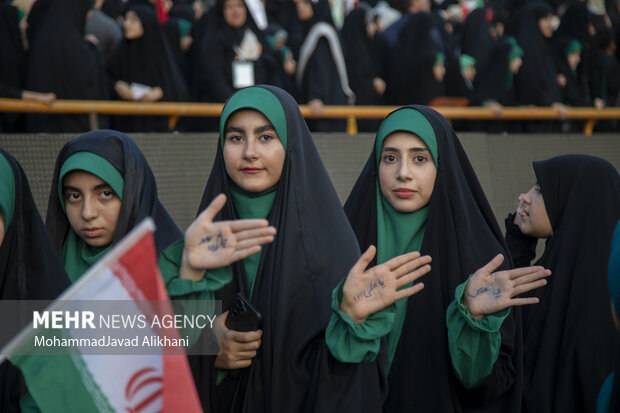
[62, 183, 113, 192]
[225, 124, 276, 135]
[382, 146, 430, 153]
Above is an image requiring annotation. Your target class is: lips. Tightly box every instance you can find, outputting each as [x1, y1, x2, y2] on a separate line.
[242, 167, 263, 174]
[394, 188, 416, 199]
[83, 228, 104, 238]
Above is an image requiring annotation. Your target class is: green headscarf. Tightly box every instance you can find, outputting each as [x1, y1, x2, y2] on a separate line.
[57, 152, 125, 282]
[219, 86, 287, 296]
[0, 152, 15, 230]
[375, 108, 438, 367]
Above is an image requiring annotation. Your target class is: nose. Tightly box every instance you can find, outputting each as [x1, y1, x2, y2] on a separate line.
[243, 138, 258, 160]
[397, 161, 413, 181]
[81, 196, 98, 221]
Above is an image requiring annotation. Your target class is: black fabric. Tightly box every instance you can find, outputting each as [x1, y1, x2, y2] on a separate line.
[163, 15, 192, 85]
[553, 35, 591, 107]
[344, 105, 524, 412]
[25, 0, 106, 133]
[471, 38, 518, 106]
[0, 149, 70, 413]
[106, 5, 189, 132]
[197, 0, 282, 103]
[556, 1, 596, 102]
[516, 2, 562, 106]
[519, 155, 620, 413]
[461, 8, 494, 75]
[342, 7, 382, 131]
[0, 3, 26, 131]
[295, 0, 347, 131]
[192, 85, 386, 413]
[45, 129, 182, 256]
[387, 12, 445, 105]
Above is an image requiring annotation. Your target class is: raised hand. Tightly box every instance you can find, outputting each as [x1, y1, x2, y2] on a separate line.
[463, 254, 551, 319]
[340, 246, 432, 324]
[180, 194, 277, 281]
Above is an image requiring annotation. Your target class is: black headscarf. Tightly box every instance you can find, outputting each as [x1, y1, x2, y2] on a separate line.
[25, 0, 106, 133]
[388, 12, 445, 105]
[471, 37, 519, 106]
[521, 154, 620, 413]
[0, 3, 26, 132]
[344, 105, 524, 412]
[45, 129, 182, 258]
[341, 7, 382, 130]
[106, 5, 189, 131]
[461, 8, 494, 76]
[197, 0, 281, 103]
[0, 149, 70, 413]
[516, 2, 562, 106]
[192, 85, 385, 413]
[553, 35, 591, 106]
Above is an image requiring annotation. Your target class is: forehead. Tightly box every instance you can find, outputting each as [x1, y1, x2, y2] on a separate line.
[225, 109, 272, 129]
[62, 170, 107, 188]
[382, 131, 428, 150]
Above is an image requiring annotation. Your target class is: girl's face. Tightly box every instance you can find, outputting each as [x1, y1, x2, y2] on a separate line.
[124, 11, 144, 40]
[567, 50, 581, 70]
[516, 183, 553, 238]
[223, 0, 247, 29]
[62, 171, 122, 247]
[538, 14, 554, 38]
[223, 109, 285, 192]
[379, 132, 437, 213]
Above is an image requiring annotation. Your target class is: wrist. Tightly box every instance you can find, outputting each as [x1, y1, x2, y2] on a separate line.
[462, 295, 484, 320]
[339, 298, 367, 324]
[180, 249, 206, 282]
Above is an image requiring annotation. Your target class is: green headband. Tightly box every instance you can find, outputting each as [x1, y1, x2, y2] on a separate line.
[459, 54, 476, 72]
[506, 37, 524, 63]
[178, 18, 193, 39]
[220, 87, 287, 149]
[375, 108, 438, 168]
[0, 153, 15, 229]
[434, 52, 445, 69]
[58, 152, 125, 210]
[566, 39, 582, 56]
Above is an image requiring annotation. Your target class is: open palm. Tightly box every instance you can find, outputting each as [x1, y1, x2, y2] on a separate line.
[340, 246, 432, 324]
[182, 194, 276, 278]
[463, 254, 551, 319]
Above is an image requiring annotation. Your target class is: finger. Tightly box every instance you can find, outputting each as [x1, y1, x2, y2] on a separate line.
[384, 250, 422, 272]
[511, 269, 551, 287]
[510, 279, 547, 297]
[509, 297, 540, 306]
[234, 226, 277, 242]
[235, 235, 275, 251]
[234, 350, 258, 359]
[229, 245, 262, 262]
[393, 283, 425, 301]
[477, 254, 504, 276]
[232, 329, 263, 342]
[227, 219, 272, 232]
[393, 255, 432, 279]
[232, 339, 261, 352]
[199, 193, 227, 223]
[507, 265, 549, 280]
[395, 264, 431, 289]
[352, 246, 377, 274]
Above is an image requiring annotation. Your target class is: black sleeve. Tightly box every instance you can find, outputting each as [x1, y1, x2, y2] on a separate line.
[0, 83, 22, 98]
[504, 213, 538, 268]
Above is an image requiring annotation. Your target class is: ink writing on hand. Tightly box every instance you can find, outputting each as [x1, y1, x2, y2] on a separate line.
[353, 279, 386, 303]
[199, 232, 228, 252]
[467, 282, 501, 299]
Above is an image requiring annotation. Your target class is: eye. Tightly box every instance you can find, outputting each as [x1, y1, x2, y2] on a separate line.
[383, 154, 397, 163]
[100, 189, 117, 200]
[63, 192, 81, 203]
[259, 134, 275, 142]
[226, 134, 243, 143]
[413, 155, 428, 164]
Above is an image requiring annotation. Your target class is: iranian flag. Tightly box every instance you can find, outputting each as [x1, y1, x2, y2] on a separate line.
[2, 219, 202, 413]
